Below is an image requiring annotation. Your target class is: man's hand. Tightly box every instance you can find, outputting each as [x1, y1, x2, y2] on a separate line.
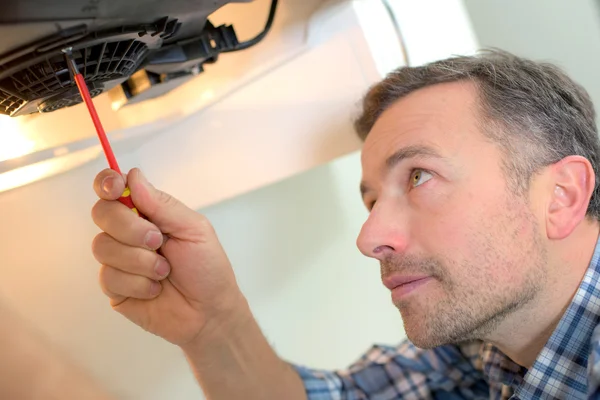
[91, 168, 244, 346]
[91, 168, 306, 400]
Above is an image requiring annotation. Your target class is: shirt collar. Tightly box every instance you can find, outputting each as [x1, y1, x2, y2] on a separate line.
[480, 342, 526, 390]
[481, 234, 600, 399]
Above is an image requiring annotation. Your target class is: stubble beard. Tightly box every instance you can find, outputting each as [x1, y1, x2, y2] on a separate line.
[382, 226, 547, 349]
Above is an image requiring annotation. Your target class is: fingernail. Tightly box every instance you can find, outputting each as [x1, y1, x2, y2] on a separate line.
[144, 230, 163, 249]
[155, 258, 170, 278]
[150, 281, 162, 296]
[102, 176, 114, 194]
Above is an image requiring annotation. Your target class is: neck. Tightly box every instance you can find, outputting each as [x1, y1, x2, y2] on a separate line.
[485, 221, 600, 368]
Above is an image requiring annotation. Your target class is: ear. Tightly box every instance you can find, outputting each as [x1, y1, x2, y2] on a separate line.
[546, 155, 595, 239]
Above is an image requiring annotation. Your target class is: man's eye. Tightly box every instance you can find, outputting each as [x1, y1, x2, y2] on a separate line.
[411, 169, 433, 187]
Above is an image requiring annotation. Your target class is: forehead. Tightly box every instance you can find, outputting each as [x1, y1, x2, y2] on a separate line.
[361, 81, 482, 171]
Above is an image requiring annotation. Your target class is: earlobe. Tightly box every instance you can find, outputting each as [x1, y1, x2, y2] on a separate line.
[547, 156, 595, 239]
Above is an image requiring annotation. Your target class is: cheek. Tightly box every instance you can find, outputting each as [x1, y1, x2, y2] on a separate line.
[411, 187, 531, 281]
[409, 186, 483, 255]
[462, 200, 540, 287]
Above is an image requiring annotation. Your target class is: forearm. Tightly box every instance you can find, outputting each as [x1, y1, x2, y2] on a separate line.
[0, 303, 114, 400]
[181, 299, 307, 400]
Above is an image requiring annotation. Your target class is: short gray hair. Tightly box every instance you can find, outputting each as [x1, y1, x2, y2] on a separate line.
[354, 49, 600, 219]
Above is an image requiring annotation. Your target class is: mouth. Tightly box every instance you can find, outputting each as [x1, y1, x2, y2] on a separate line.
[382, 274, 432, 301]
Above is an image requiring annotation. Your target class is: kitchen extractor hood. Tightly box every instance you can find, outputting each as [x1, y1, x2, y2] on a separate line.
[0, 0, 277, 117]
[0, 0, 289, 197]
[0, 0, 479, 210]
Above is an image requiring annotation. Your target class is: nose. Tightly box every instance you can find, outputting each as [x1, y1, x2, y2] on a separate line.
[356, 202, 409, 261]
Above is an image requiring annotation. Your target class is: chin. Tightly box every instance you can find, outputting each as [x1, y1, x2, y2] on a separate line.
[404, 330, 448, 349]
[401, 310, 489, 349]
[399, 309, 459, 349]
[401, 316, 444, 349]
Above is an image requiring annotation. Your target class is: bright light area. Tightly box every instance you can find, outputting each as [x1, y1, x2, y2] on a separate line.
[201, 89, 215, 101]
[385, 0, 478, 66]
[0, 116, 36, 162]
[0, 145, 102, 193]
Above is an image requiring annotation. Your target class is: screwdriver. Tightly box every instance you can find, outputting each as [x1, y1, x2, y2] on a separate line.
[62, 47, 143, 218]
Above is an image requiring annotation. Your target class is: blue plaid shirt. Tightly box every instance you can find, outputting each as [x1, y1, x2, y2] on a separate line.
[294, 236, 600, 399]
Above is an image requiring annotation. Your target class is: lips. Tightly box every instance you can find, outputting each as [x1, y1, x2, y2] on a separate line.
[382, 274, 432, 301]
[382, 274, 431, 290]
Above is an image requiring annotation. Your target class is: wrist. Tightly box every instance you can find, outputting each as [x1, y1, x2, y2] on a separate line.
[176, 292, 306, 400]
[181, 291, 253, 355]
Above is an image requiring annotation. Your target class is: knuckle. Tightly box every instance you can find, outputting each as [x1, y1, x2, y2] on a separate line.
[98, 265, 114, 296]
[157, 189, 177, 208]
[134, 248, 151, 272]
[98, 264, 110, 284]
[91, 233, 107, 261]
[90, 201, 103, 225]
[192, 213, 215, 243]
[91, 233, 100, 251]
[197, 213, 214, 233]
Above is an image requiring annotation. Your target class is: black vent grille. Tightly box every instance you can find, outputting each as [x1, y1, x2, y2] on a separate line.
[0, 88, 25, 115]
[0, 39, 149, 115]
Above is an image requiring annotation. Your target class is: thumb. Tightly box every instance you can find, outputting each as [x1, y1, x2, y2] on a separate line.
[127, 168, 210, 240]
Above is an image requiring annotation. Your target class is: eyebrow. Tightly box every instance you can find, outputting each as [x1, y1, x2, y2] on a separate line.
[360, 144, 445, 198]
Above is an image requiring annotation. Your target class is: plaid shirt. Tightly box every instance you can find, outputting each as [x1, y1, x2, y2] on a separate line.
[294, 236, 600, 399]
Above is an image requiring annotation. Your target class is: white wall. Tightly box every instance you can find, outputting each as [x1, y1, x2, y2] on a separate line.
[462, 0, 600, 110]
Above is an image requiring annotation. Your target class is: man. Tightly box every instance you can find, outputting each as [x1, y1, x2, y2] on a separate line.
[91, 49, 600, 399]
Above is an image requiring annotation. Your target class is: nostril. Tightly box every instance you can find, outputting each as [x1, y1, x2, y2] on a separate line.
[373, 245, 394, 254]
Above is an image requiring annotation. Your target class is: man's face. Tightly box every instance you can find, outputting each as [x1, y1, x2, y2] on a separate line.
[357, 81, 548, 348]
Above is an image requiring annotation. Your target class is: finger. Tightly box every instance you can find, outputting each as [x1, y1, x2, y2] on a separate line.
[92, 233, 171, 280]
[91, 199, 164, 250]
[127, 168, 211, 240]
[99, 265, 162, 302]
[93, 169, 127, 201]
